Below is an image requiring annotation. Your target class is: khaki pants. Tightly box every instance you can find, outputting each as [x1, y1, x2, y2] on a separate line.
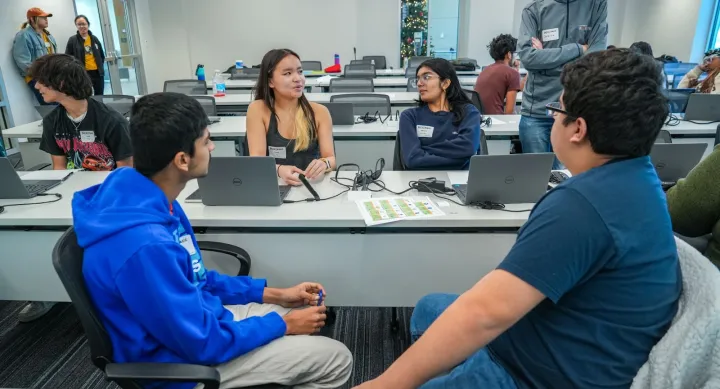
[203, 303, 353, 389]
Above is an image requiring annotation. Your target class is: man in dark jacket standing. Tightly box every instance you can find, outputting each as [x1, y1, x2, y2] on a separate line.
[517, 0, 608, 168]
[65, 15, 105, 95]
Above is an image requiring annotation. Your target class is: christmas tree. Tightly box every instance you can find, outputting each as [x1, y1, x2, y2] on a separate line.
[400, 0, 433, 64]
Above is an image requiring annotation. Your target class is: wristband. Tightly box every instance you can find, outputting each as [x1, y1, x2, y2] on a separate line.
[321, 158, 331, 173]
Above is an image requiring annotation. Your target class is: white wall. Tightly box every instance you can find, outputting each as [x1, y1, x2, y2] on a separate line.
[0, 0, 77, 126]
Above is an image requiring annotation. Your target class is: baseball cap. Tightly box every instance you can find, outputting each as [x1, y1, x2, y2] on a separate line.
[27, 7, 53, 18]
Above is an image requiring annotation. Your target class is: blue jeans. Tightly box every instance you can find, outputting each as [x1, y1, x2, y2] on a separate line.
[519, 115, 562, 169]
[410, 293, 518, 389]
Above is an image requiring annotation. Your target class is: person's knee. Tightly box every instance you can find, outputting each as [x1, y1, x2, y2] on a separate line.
[313, 337, 353, 383]
[411, 293, 457, 336]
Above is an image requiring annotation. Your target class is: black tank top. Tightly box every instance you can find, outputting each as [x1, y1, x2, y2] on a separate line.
[266, 113, 319, 170]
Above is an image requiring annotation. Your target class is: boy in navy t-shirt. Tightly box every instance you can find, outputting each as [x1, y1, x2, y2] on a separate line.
[357, 50, 681, 389]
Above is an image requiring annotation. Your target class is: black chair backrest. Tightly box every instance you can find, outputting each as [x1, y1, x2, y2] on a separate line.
[405, 66, 418, 79]
[164, 79, 208, 95]
[344, 64, 376, 79]
[463, 89, 484, 114]
[329, 78, 374, 93]
[330, 93, 391, 116]
[350, 59, 372, 65]
[363, 56, 387, 70]
[409, 56, 432, 68]
[52, 228, 115, 372]
[301, 61, 323, 71]
[92, 95, 136, 117]
[393, 132, 406, 171]
[406, 78, 418, 92]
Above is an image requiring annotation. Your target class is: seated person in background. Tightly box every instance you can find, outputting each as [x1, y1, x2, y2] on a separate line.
[399, 58, 481, 170]
[629, 41, 667, 88]
[474, 34, 523, 114]
[355, 50, 680, 389]
[679, 48, 720, 93]
[666, 145, 720, 267]
[75, 93, 352, 389]
[246, 49, 335, 186]
[30, 54, 132, 171]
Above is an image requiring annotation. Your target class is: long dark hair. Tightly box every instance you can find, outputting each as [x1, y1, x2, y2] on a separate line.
[415, 58, 473, 125]
[254, 49, 317, 151]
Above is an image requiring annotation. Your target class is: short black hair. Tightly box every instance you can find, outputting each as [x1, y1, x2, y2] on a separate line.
[28, 54, 92, 100]
[560, 49, 668, 158]
[130, 93, 210, 177]
[74, 15, 90, 25]
[488, 34, 518, 61]
[629, 41, 653, 57]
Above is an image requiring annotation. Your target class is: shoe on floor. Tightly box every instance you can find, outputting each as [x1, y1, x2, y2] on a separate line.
[18, 301, 56, 323]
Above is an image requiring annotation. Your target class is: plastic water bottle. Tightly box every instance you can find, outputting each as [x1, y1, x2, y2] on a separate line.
[334, 54, 340, 66]
[212, 70, 226, 97]
[196, 64, 205, 81]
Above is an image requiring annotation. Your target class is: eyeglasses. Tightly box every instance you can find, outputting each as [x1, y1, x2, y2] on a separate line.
[545, 102, 576, 118]
[413, 74, 439, 84]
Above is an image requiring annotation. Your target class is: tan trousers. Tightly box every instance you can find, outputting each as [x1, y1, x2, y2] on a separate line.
[201, 303, 353, 389]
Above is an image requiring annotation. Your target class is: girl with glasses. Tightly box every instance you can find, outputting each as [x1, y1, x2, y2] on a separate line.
[679, 49, 720, 94]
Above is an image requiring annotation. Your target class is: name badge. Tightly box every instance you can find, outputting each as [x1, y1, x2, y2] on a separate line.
[579, 25, 591, 31]
[80, 131, 95, 143]
[45, 41, 51, 48]
[268, 146, 287, 159]
[179, 235, 197, 256]
[542, 28, 560, 42]
[416, 125, 434, 138]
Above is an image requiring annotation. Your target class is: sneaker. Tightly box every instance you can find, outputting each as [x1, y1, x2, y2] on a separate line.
[18, 301, 56, 323]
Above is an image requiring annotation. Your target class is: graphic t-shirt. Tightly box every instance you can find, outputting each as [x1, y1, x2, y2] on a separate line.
[39, 98, 132, 170]
[84, 35, 98, 71]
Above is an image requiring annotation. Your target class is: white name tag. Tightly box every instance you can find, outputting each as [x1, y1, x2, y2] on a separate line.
[579, 25, 591, 31]
[80, 131, 95, 142]
[45, 41, 51, 48]
[268, 146, 287, 159]
[542, 28, 560, 42]
[179, 235, 197, 256]
[416, 125, 434, 138]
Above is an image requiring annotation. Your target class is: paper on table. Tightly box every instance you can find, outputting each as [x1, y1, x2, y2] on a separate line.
[20, 170, 75, 181]
[356, 196, 445, 226]
[490, 118, 507, 125]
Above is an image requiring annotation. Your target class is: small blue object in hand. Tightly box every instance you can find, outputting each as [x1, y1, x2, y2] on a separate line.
[317, 290, 324, 306]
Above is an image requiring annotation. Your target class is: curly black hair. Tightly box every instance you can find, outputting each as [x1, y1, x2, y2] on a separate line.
[488, 34, 518, 61]
[28, 54, 92, 100]
[629, 41, 654, 57]
[560, 49, 668, 158]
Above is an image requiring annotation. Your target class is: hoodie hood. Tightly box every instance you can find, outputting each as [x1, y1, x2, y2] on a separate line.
[72, 167, 177, 249]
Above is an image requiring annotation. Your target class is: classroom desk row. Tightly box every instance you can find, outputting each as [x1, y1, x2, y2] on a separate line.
[216, 76, 481, 92]
[4, 115, 716, 171]
[293, 68, 486, 77]
[0, 170, 526, 306]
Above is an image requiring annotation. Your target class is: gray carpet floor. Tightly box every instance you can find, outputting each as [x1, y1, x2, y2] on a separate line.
[0, 301, 413, 389]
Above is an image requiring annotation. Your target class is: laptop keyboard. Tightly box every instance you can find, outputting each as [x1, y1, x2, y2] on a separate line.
[24, 180, 59, 196]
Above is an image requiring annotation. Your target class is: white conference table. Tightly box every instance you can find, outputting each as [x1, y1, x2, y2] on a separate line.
[217, 76, 480, 91]
[5, 115, 716, 171]
[0, 170, 527, 306]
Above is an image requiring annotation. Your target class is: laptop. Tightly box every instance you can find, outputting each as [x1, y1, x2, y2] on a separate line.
[0, 158, 62, 199]
[684, 94, 720, 121]
[453, 154, 555, 204]
[320, 102, 355, 125]
[185, 157, 290, 206]
[650, 143, 707, 182]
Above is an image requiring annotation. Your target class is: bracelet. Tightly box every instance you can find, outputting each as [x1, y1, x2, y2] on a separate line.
[276, 164, 283, 177]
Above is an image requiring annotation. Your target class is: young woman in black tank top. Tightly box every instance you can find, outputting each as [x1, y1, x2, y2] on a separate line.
[246, 49, 336, 186]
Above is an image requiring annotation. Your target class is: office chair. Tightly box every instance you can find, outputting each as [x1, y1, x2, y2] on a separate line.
[301, 61, 323, 71]
[330, 93, 391, 116]
[231, 68, 261, 80]
[663, 88, 695, 113]
[363, 56, 387, 70]
[405, 66, 417, 79]
[655, 130, 673, 144]
[408, 56, 432, 68]
[463, 89, 484, 114]
[91, 95, 135, 118]
[343, 64, 376, 79]
[193, 96, 218, 116]
[51, 227, 289, 389]
[329, 78, 374, 93]
[393, 132, 406, 171]
[164, 79, 208, 95]
[406, 78, 418, 92]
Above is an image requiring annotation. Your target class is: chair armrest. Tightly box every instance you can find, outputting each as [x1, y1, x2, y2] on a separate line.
[197, 241, 252, 276]
[105, 362, 220, 389]
[28, 163, 51, 171]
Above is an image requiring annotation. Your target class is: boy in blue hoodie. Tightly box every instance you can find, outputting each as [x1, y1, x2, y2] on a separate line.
[73, 92, 352, 389]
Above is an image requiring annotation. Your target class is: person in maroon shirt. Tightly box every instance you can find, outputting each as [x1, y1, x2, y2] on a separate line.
[474, 34, 523, 115]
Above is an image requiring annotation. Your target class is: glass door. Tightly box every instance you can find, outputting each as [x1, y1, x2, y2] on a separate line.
[96, 0, 146, 95]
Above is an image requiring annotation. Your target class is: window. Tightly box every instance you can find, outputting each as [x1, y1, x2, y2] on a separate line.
[708, 0, 720, 50]
[399, 0, 460, 65]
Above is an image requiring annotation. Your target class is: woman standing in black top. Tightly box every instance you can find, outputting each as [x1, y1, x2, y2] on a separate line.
[65, 15, 105, 96]
[246, 49, 336, 186]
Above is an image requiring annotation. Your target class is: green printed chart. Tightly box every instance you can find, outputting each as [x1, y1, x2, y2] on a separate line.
[356, 197, 445, 226]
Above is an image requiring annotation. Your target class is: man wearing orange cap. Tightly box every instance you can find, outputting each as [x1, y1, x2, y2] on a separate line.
[12, 7, 57, 106]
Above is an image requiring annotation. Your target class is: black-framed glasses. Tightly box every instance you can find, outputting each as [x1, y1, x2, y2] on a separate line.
[545, 102, 575, 118]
